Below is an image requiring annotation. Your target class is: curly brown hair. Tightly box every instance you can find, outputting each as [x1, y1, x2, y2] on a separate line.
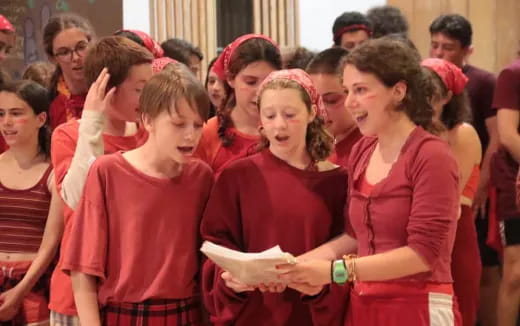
[217, 38, 282, 147]
[257, 79, 334, 162]
[343, 38, 438, 133]
[422, 67, 470, 130]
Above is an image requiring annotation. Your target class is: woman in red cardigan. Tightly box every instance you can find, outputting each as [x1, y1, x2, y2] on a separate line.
[278, 38, 462, 326]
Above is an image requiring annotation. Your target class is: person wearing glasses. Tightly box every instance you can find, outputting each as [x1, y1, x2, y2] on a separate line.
[43, 13, 95, 130]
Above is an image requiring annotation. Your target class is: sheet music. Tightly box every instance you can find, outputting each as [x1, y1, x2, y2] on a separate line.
[201, 241, 296, 284]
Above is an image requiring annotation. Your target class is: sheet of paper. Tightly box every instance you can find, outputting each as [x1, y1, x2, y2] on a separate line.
[200, 241, 296, 284]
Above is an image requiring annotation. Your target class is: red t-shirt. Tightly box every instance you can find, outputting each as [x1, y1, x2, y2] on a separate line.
[49, 93, 86, 130]
[329, 127, 363, 168]
[492, 59, 520, 219]
[347, 127, 459, 283]
[49, 120, 148, 315]
[62, 152, 213, 304]
[201, 150, 348, 326]
[194, 117, 259, 173]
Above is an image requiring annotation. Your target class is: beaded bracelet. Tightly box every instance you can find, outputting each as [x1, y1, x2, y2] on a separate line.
[343, 254, 358, 282]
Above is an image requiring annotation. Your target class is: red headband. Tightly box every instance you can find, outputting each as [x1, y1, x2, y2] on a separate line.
[0, 15, 14, 32]
[258, 69, 327, 120]
[333, 24, 372, 43]
[152, 57, 177, 74]
[117, 29, 164, 59]
[421, 58, 468, 95]
[212, 33, 279, 81]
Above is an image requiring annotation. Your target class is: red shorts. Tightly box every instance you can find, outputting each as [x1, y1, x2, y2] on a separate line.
[345, 282, 462, 326]
[0, 260, 50, 324]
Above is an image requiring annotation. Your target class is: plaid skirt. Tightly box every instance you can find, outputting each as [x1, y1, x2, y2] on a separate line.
[49, 311, 80, 326]
[102, 297, 203, 326]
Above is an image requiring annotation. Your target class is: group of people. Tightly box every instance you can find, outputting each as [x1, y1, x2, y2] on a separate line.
[0, 4, 519, 326]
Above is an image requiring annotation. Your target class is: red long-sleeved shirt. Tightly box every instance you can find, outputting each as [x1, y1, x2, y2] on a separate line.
[347, 127, 459, 283]
[201, 150, 348, 326]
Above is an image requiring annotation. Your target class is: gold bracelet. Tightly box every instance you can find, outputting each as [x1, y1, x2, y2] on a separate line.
[343, 254, 358, 282]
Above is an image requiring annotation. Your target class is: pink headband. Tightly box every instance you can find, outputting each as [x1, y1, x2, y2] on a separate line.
[421, 58, 468, 95]
[0, 15, 14, 32]
[152, 57, 177, 74]
[117, 29, 164, 59]
[333, 24, 372, 43]
[212, 33, 279, 81]
[258, 69, 327, 119]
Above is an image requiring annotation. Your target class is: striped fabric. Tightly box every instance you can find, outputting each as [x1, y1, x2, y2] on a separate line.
[0, 166, 52, 252]
[50, 311, 80, 326]
[102, 297, 203, 326]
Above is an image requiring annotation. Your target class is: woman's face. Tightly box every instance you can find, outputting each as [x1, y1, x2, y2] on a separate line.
[342, 64, 405, 137]
[0, 91, 46, 149]
[52, 28, 90, 83]
[260, 87, 314, 158]
[310, 72, 355, 137]
[207, 70, 225, 108]
[228, 60, 276, 116]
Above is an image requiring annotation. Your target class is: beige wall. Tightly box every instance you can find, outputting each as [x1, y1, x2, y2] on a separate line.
[388, 0, 520, 73]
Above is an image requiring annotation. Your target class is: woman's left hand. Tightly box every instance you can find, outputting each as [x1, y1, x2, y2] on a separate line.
[277, 260, 332, 286]
[0, 288, 24, 321]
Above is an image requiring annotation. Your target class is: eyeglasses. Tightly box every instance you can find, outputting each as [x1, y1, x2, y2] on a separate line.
[54, 41, 89, 62]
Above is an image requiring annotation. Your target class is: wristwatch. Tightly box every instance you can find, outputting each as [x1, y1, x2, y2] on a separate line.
[332, 259, 348, 285]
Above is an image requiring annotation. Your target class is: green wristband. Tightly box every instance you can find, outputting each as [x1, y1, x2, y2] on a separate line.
[332, 259, 348, 285]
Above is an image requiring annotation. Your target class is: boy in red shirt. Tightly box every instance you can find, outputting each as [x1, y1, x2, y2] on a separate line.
[63, 63, 213, 326]
[49, 36, 154, 324]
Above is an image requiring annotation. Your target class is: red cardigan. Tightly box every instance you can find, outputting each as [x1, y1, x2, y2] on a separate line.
[347, 127, 459, 283]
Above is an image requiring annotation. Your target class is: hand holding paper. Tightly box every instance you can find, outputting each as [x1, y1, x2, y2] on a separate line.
[200, 241, 296, 285]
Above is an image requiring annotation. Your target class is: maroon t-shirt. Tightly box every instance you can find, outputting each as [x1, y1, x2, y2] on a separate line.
[492, 59, 520, 219]
[0, 136, 6, 154]
[329, 127, 363, 168]
[201, 150, 348, 326]
[462, 64, 496, 152]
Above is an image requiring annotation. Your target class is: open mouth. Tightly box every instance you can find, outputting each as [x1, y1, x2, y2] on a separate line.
[177, 146, 194, 154]
[354, 112, 368, 124]
[274, 135, 289, 142]
[72, 66, 83, 72]
[2, 130, 17, 137]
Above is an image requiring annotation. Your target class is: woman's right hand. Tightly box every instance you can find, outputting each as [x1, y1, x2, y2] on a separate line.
[83, 67, 116, 114]
[221, 271, 256, 293]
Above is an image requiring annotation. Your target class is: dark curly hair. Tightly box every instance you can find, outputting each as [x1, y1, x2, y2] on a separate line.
[282, 47, 316, 70]
[217, 38, 282, 147]
[422, 67, 470, 130]
[366, 5, 409, 38]
[161, 38, 203, 66]
[306, 47, 349, 76]
[343, 38, 438, 133]
[332, 12, 371, 46]
[429, 14, 472, 48]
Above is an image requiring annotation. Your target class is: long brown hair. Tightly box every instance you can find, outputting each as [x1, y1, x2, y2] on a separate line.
[217, 38, 281, 147]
